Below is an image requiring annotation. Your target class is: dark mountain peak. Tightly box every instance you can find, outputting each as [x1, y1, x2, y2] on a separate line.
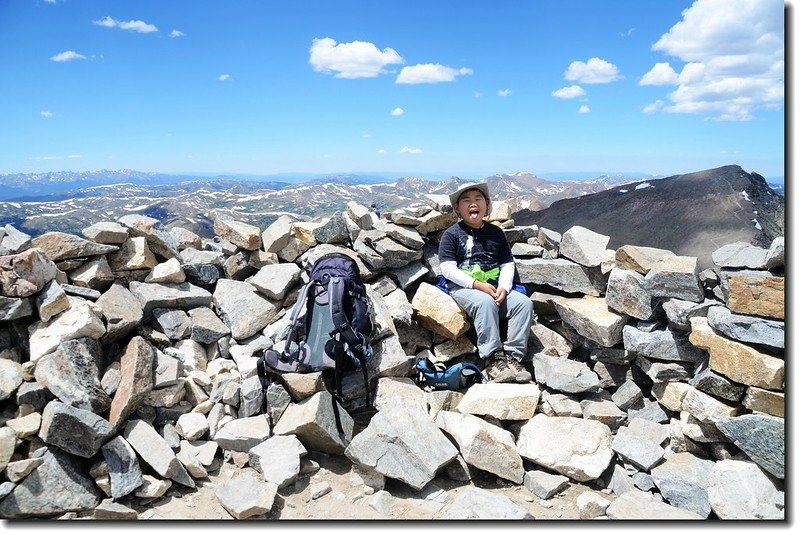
[514, 164, 784, 269]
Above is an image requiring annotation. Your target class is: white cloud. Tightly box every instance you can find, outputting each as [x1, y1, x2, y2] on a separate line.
[93, 16, 158, 33]
[400, 146, 422, 154]
[620, 28, 635, 37]
[309, 37, 404, 79]
[41, 156, 62, 160]
[170, 29, 185, 38]
[67, 154, 82, 159]
[579, 105, 591, 113]
[218, 74, 231, 81]
[50, 50, 86, 62]
[642, 100, 665, 114]
[390, 107, 404, 116]
[43, 0, 58, 4]
[552, 85, 586, 99]
[649, 0, 783, 121]
[377, 149, 387, 154]
[565, 57, 621, 84]
[640, 62, 679, 86]
[497, 89, 512, 97]
[474, 91, 483, 98]
[40, 111, 54, 118]
[362, 131, 372, 138]
[396, 64, 473, 84]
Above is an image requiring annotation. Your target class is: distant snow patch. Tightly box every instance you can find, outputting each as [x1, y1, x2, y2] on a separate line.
[752, 219, 762, 230]
[634, 183, 652, 190]
[128, 204, 151, 211]
[619, 189, 628, 193]
[740, 190, 750, 201]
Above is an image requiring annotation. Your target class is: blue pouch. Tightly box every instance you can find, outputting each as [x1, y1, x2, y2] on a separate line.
[415, 358, 485, 390]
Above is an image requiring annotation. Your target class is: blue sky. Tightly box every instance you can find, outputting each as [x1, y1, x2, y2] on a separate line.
[0, 0, 787, 178]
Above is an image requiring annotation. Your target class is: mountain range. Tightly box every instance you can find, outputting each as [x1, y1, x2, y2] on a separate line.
[0, 171, 647, 238]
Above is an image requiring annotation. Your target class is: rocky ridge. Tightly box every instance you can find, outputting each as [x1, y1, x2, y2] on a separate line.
[0, 197, 785, 520]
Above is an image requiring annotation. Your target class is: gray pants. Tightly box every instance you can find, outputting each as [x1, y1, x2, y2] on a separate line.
[450, 286, 533, 361]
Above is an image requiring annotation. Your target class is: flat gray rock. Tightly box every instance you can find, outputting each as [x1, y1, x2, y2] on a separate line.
[1, 248, 58, 298]
[707, 459, 784, 519]
[662, 298, 718, 330]
[643, 255, 703, 303]
[0, 359, 23, 403]
[559, 225, 610, 267]
[651, 452, 714, 518]
[40, 401, 114, 458]
[606, 489, 703, 519]
[706, 305, 784, 351]
[0, 295, 33, 322]
[611, 418, 669, 471]
[213, 279, 279, 340]
[623, 325, 706, 363]
[436, 410, 524, 484]
[34, 337, 112, 414]
[274, 391, 352, 455]
[516, 258, 607, 296]
[438, 487, 532, 519]
[82, 221, 129, 244]
[248, 263, 302, 300]
[96, 283, 143, 342]
[152, 308, 192, 340]
[215, 415, 272, 452]
[248, 434, 306, 488]
[716, 413, 784, 479]
[101, 436, 143, 499]
[345, 400, 458, 491]
[606, 267, 656, 320]
[129, 281, 212, 318]
[523, 470, 570, 499]
[30, 231, 119, 262]
[215, 471, 278, 519]
[711, 241, 768, 269]
[517, 415, 613, 482]
[123, 419, 195, 488]
[533, 354, 600, 394]
[0, 449, 101, 519]
[118, 214, 180, 260]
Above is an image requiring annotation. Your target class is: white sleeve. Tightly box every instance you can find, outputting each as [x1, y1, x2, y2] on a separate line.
[440, 260, 475, 289]
[498, 261, 515, 292]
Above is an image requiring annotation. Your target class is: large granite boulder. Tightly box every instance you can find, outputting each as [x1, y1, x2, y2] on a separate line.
[517, 415, 613, 482]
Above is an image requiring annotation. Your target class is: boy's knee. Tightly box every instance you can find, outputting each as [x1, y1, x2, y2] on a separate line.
[473, 291, 497, 309]
[510, 293, 533, 315]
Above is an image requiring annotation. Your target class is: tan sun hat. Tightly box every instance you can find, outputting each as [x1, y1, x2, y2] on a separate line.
[449, 181, 492, 217]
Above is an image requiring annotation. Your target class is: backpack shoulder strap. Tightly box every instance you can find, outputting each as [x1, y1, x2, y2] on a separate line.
[282, 280, 316, 357]
[328, 276, 371, 410]
[327, 277, 367, 354]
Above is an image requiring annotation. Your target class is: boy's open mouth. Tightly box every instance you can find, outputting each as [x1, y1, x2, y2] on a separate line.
[468, 208, 481, 220]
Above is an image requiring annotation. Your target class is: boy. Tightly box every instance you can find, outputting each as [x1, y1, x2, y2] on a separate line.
[438, 182, 533, 383]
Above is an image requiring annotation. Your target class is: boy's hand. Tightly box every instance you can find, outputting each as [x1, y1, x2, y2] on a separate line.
[473, 280, 498, 299]
[494, 287, 508, 305]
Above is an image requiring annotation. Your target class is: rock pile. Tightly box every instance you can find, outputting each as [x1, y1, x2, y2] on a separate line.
[0, 199, 785, 520]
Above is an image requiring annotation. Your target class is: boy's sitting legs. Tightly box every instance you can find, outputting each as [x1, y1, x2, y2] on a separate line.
[451, 287, 531, 383]
[501, 290, 533, 382]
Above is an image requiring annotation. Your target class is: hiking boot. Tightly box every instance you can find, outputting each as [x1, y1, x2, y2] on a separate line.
[505, 355, 532, 383]
[484, 352, 516, 383]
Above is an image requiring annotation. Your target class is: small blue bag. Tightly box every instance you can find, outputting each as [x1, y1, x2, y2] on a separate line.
[415, 358, 485, 390]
